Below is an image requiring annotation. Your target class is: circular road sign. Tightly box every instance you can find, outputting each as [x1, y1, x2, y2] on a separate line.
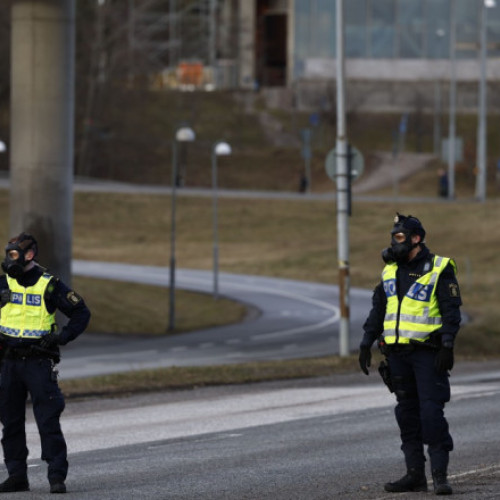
[325, 146, 365, 182]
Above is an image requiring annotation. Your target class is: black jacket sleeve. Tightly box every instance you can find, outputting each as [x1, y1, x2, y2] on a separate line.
[45, 279, 91, 345]
[360, 281, 387, 348]
[434, 262, 462, 345]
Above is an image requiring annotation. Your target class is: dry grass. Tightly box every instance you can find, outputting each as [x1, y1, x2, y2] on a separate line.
[69, 184, 500, 360]
[0, 153, 499, 393]
[59, 354, 364, 399]
[73, 277, 247, 335]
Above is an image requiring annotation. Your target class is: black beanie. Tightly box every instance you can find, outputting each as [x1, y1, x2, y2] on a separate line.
[392, 213, 426, 241]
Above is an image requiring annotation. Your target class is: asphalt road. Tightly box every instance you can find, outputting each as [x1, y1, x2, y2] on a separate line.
[14, 360, 500, 499]
[63, 260, 372, 379]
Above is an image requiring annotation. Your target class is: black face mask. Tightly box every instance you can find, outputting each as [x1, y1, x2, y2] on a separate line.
[381, 230, 417, 264]
[1, 245, 28, 278]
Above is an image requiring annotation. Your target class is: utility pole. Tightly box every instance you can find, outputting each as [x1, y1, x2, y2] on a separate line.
[448, 0, 456, 200]
[335, 0, 350, 357]
[476, 0, 488, 202]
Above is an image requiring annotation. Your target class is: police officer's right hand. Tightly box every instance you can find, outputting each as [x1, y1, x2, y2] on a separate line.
[359, 346, 372, 375]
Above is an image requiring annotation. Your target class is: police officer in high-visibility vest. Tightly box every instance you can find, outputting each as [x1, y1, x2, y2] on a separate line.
[358, 214, 461, 496]
[0, 233, 90, 494]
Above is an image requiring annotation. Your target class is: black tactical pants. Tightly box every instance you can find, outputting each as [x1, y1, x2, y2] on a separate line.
[388, 348, 453, 472]
[0, 357, 67, 481]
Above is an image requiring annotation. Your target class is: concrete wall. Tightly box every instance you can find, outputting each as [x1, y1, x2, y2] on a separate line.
[291, 78, 500, 113]
[303, 58, 500, 82]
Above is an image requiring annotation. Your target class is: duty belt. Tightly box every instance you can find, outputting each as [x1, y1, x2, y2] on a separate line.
[4, 345, 60, 362]
[380, 339, 439, 354]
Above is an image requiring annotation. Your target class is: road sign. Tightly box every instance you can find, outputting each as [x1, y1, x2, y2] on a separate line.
[325, 145, 364, 182]
[309, 113, 320, 127]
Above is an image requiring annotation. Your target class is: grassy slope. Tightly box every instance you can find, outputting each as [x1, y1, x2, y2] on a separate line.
[3, 90, 500, 394]
[71, 188, 500, 359]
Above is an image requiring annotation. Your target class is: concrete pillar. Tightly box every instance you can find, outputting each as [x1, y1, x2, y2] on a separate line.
[238, 0, 256, 89]
[10, 0, 75, 284]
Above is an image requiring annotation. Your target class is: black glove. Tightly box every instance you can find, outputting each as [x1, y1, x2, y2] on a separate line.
[359, 346, 372, 375]
[39, 331, 61, 350]
[0, 289, 10, 307]
[435, 342, 454, 372]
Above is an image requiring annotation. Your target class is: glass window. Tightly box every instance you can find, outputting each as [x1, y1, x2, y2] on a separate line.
[370, 26, 395, 57]
[426, 0, 449, 19]
[345, 0, 367, 25]
[294, 4, 312, 59]
[455, 22, 478, 59]
[316, 7, 335, 57]
[397, 1, 424, 58]
[398, 0, 423, 23]
[424, 0, 450, 59]
[456, 0, 478, 25]
[427, 20, 449, 59]
[345, 0, 367, 57]
[454, 0, 478, 58]
[370, 0, 396, 25]
[399, 22, 424, 58]
[485, 5, 500, 57]
[346, 26, 367, 57]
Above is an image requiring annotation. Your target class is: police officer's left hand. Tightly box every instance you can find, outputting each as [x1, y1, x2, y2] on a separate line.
[39, 331, 62, 350]
[0, 289, 10, 307]
[435, 342, 454, 373]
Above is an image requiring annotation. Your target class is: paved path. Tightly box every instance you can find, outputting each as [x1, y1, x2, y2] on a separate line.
[62, 261, 372, 379]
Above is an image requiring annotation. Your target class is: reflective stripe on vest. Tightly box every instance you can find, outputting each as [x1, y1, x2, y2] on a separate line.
[0, 273, 56, 339]
[382, 255, 456, 344]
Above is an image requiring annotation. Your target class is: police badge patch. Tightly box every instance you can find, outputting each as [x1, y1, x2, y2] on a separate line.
[449, 283, 460, 298]
[66, 291, 82, 305]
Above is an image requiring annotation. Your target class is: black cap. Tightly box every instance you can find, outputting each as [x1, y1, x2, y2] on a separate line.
[392, 213, 426, 240]
[6, 232, 38, 257]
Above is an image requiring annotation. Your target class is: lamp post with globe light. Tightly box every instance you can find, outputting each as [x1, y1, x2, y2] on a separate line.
[168, 125, 195, 331]
[212, 141, 231, 299]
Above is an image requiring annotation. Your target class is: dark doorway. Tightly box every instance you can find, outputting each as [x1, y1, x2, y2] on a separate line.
[256, 1, 287, 87]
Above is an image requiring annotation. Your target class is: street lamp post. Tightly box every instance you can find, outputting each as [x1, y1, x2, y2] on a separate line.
[0, 141, 6, 153]
[448, 5, 457, 200]
[212, 141, 231, 299]
[168, 126, 195, 332]
[476, 0, 495, 201]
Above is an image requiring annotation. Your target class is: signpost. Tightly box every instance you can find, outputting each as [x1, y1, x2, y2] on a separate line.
[325, 145, 364, 216]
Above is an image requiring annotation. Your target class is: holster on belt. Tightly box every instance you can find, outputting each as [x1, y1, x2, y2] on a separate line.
[378, 359, 394, 393]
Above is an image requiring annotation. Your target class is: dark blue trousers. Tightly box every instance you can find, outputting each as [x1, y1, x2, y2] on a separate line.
[388, 349, 453, 472]
[0, 358, 67, 481]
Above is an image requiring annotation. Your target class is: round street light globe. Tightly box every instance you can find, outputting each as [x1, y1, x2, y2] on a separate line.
[214, 142, 231, 156]
[0, 141, 6, 153]
[175, 127, 195, 142]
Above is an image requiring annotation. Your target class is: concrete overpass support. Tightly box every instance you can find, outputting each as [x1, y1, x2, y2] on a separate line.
[10, 0, 75, 284]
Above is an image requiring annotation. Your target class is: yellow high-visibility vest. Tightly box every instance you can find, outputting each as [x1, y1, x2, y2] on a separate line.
[0, 273, 56, 339]
[382, 255, 456, 344]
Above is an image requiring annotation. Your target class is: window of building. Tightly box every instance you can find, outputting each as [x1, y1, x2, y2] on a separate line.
[345, 0, 367, 57]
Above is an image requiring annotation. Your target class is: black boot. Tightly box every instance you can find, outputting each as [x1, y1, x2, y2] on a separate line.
[384, 467, 428, 493]
[0, 475, 30, 493]
[49, 476, 67, 494]
[432, 470, 453, 495]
